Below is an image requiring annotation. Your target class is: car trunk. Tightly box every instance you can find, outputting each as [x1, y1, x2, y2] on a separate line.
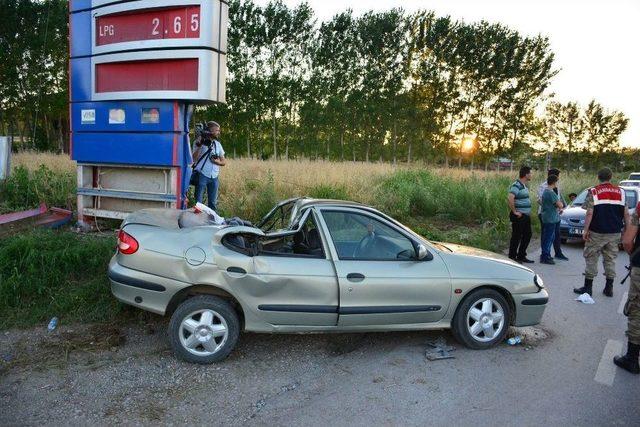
[121, 208, 182, 229]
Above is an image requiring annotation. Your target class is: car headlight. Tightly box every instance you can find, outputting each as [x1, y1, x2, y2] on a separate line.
[560, 219, 568, 225]
[534, 274, 545, 290]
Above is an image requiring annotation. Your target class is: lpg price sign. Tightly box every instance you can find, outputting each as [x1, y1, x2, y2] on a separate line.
[77, 0, 229, 103]
[91, 0, 227, 56]
[96, 5, 202, 46]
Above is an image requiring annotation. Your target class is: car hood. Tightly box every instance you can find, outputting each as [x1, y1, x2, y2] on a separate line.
[561, 206, 586, 221]
[435, 242, 533, 273]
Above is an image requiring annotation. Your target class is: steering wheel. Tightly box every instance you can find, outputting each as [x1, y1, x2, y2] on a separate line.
[353, 233, 376, 258]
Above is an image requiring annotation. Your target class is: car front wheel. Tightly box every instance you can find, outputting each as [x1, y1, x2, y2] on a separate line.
[169, 295, 240, 364]
[452, 288, 510, 349]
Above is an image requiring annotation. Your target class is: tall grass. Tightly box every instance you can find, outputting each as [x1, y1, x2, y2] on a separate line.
[4, 151, 624, 227]
[0, 230, 123, 329]
[0, 165, 76, 214]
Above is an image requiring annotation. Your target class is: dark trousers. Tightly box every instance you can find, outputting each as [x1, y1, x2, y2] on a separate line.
[509, 212, 532, 259]
[538, 214, 564, 256]
[541, 222, 556, 261]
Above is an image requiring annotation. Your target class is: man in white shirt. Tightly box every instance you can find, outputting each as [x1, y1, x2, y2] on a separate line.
[192, 121, 226, 211]
[537, 168, 568, 261]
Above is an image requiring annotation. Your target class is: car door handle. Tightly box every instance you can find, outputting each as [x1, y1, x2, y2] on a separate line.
[346, 273, 365, 282]
[227, 266, 246, 275]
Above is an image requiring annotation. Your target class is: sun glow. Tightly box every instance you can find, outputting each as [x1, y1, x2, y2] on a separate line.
[461, 137, 476, 153]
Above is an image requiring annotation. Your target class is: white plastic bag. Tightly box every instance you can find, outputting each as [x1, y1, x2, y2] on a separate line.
[575, 293, 595, 304]
[194, 202, 225, 225]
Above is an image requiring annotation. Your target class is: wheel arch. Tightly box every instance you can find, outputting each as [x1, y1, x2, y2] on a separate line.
[167, 285, 246, 329]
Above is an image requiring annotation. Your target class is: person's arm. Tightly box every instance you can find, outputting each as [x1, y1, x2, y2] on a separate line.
[583, 208, 593, 241]
[582, 190, 594, 241]
[558, 187, 567, 207]
[211, 141, 226, 166]
[623, 208, 631, 234]
[192, 144, 202, 161]
[508, 193, 522, 217]
[623, 211, 639, 254]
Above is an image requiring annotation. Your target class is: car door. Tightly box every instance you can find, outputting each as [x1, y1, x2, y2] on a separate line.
[317, 208, 451, 327]
[237, 209, 339, 326]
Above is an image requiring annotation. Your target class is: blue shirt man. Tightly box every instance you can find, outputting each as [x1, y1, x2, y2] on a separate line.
[192, 121, 226, 210]
[540, 175, 564, 264]
[537, 168, 568, 261]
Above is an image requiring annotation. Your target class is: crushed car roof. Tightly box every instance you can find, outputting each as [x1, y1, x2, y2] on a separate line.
[296, 198, 369, 209]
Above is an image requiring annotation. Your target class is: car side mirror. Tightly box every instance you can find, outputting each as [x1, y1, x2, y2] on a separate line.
[417, 244, 432, 261]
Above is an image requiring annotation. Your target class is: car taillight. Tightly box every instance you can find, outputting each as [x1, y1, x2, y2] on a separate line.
[117, 230, 139, 255]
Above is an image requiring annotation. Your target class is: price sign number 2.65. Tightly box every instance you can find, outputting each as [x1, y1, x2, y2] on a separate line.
[151, 13, 199, 37]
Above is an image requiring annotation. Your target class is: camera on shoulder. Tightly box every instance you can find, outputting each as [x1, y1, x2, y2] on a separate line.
[195, 122, 214, 146]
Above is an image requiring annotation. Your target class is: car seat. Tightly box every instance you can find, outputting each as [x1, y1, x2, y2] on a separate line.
[307, 228, 323, 257]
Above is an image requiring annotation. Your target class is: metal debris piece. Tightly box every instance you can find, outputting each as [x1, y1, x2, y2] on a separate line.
[425, 337, 456, 361]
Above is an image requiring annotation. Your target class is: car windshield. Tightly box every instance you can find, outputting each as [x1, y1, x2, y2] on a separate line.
[571, 189, 589, 207]
[620, 181, 640, 187]
[570, 188, 636, 209]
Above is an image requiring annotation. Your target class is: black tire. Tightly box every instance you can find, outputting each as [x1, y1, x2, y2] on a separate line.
[561, 238, 567, 244]
[169, 295, 240, 364]
[452, 288, 511, 350]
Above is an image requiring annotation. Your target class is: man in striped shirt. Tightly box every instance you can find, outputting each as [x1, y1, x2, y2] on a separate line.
[508, 166, 534, 263]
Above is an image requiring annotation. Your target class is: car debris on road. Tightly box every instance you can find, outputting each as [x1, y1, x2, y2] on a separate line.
[425, 337, 456, 361]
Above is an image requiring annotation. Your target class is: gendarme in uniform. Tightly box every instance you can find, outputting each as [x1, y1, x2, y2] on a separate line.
[615, 202, 640, 374]
[574, 181, 626, 297]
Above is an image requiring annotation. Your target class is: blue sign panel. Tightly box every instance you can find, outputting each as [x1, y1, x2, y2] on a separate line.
[72, 102, 185, 133]
[72, 132, 184, 166]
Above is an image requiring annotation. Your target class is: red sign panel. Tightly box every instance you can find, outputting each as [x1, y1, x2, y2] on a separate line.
[96, 59, 199, 93]
[96, 6, 201, 46]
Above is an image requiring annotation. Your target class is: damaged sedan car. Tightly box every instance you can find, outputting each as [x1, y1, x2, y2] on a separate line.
[109, 198, 548, 364]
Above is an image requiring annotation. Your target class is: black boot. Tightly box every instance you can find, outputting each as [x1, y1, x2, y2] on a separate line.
[603, 278, 614, 297]
[574, 278, 593, 296]
[613, 342, 640, 374]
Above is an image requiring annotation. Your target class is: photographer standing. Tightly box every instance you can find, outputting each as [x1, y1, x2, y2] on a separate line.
[192, 121, 226, 211]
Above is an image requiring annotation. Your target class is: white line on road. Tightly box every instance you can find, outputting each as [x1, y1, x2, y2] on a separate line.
[618, 292, 628, 315]
[594, 340, 623, 386]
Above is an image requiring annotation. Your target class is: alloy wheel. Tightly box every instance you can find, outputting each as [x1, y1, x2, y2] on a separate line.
[179, 309, 229, 356]
[465, 297, 505, 343]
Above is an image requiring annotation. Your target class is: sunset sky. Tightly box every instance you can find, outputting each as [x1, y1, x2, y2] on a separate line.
[257, 0, 639, 148]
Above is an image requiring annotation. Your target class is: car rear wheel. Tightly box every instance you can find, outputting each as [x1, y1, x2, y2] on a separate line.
[169, 295, 240, 364]
[452, 288, 510, 349]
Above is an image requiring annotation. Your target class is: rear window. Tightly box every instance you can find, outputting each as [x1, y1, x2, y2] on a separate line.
[629, 173, 640, 180]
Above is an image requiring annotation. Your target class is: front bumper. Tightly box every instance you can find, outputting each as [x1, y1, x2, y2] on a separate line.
[512, 289, 549, 327]
[108, 257, 187, 315]
[559, 224, 584, 240]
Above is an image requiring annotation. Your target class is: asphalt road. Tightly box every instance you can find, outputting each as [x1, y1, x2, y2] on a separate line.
[1, 242, 639, 426]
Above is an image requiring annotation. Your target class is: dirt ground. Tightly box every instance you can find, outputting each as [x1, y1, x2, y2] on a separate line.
[2, 245, 639, 426]
[1, 317, 552, 426]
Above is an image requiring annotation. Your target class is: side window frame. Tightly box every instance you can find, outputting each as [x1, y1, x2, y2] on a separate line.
[255, 209, 327, 259]
[318, 208, 421, 262]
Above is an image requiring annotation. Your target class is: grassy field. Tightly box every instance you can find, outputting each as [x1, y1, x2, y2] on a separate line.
[5, 151, 614, 244]
[0, 152, 620, 329]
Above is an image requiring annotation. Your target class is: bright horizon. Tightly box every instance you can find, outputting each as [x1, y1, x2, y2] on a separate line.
[256, 0, 640, 148]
